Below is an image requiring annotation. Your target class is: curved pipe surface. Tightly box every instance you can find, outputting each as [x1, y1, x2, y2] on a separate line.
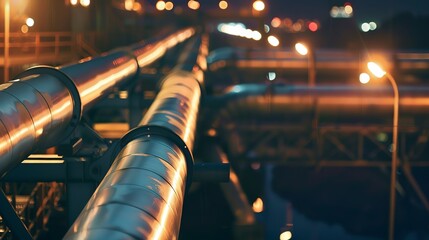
[208, 84, 429, 126]
[64, 34, 208, 239]
[0, 28, 195, 177]
[207, 47, 429, 71]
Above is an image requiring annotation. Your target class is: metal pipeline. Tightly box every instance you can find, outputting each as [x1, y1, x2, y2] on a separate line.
[208, 84, 429, 126]
[64, 34, 208, 239]
[207, 47, 429, 71]
[0, 28, 195, 177]
[205, 84, 429, 156]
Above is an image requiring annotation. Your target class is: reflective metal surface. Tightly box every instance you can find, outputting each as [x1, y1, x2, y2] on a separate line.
[208, 84, 429, 126]
[64, 35, 207, 239]
[0, 28, 195, 178]
[0, 74, 73, 177]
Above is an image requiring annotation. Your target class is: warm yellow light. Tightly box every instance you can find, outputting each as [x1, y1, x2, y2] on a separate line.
[156, 0, 166, 10]
[219, 0, 228, 9]
[165, 1, 174, 10]
[133, 2, 142, 12]
[295, 42, 308, 55]
[26, 18, 34, 27]
[359, 72, 370, 84]
[267, 35, 280, 47]
[125, 0, 134, 11]
[367, 62, 386, 78]
[271, 17, 281, 28]
[80, 0, 90, 7]
[188, 0, 200, 10]
[252, 0, 265, 11]
[280, 231, 292, 240]
[252, 197, 264, 213]
[21, 24, 29, 33]
[70, 0, 78, 5]
[344, 5, 353, 15]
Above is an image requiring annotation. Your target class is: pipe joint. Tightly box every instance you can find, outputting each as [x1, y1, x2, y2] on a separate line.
[119, 125, 194, 189]
[15, 66, 82, 141]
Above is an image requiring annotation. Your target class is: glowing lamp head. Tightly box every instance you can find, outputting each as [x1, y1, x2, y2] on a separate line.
[367, 62, 386, 78]
[295, 43, 308, 56]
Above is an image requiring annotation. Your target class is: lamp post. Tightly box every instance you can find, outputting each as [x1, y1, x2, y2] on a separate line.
[4, 0, 10, 83]
[367, 61, 399, 240]
[295, 42, 315, 86]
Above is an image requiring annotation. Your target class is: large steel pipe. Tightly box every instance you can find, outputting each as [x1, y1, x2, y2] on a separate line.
[0, 28, 195, 177]
[208, 84, 429, 126]
[64, 35, 207, 239]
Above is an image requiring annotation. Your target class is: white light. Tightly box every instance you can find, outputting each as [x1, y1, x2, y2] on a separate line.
[280, 231, 292, 240]
[253, 0, 265, 11]
[344, 5, 353, 15]
[267, 72, 276, 81]
[359, 73, 370, 84]
[369, 21, 377, 30]
[268, 35, 280, 47]
[156, 1, 166, 10]
[295, 43, 308, 55]
[367, 62, 386, 78]
[252, 30, 262, 40]
[25, 18, 34, 27]
[264, 24, 270, 33]
[70, 0, 78, 5]
[80, 0, 90, 7]
[361, 22, 370, 32]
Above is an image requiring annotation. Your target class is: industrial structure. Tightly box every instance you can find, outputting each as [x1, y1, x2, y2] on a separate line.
[1, 2, 429, 239]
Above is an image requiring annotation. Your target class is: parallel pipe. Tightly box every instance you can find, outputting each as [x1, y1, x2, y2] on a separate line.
[0, 28, 195, 177]
[64, 34, 208, 239]
[207, 47, 429, 71]
[208, 84, 429, 126]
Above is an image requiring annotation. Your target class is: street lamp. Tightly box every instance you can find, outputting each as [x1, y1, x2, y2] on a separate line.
[367, 61, 399, 240]
[295, 42, 315, 86]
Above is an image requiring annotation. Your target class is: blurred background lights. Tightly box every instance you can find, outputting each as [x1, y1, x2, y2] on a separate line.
[253, 0, 265, 11]
[124, 0, 134, 10]
[267, 72, 276, 81]
[308, 21, 318, 32]
[25, 18, 34, 27]
[165, 1, 174, 10]
[252, 197, 264, 213]
[359, 73, 371, 84]
[80, 0, 90, 7]
[361, 22, 370, 32]
[280, 231, 293, 240]
[271, 17, 281, 28]
[295, 43, 308, 55]
[219, 0, 228, 9]
[361, 21, 378, 32]
[70, 0, 78, 6]
[188, 0, 200, 10]
[217, 23, 261, 41]
[264, 24, 270, 33]
[268, 35, 280, 47]
[330, 3, 353, 18]
[156, 0, 166, 10]
[21, 25, 29, 33]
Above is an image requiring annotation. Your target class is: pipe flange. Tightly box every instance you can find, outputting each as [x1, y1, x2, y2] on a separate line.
[15, 66, 82, 142]
[119, 125, 194, 190]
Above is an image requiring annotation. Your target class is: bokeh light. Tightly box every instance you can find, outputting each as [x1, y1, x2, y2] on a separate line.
[359, 73, 370, 84]
[271, 17, 281, 28]
[219, 0, 228, 9]
[156, 0, 166, 10]
[268, 35, 280, 47]
[253, 0, 265, 11]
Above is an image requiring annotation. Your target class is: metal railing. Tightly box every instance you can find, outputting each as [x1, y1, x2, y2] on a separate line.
[0, 32, 99, 67]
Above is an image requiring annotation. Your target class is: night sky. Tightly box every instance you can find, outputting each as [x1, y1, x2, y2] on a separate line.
[269, 0, 429, 22]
